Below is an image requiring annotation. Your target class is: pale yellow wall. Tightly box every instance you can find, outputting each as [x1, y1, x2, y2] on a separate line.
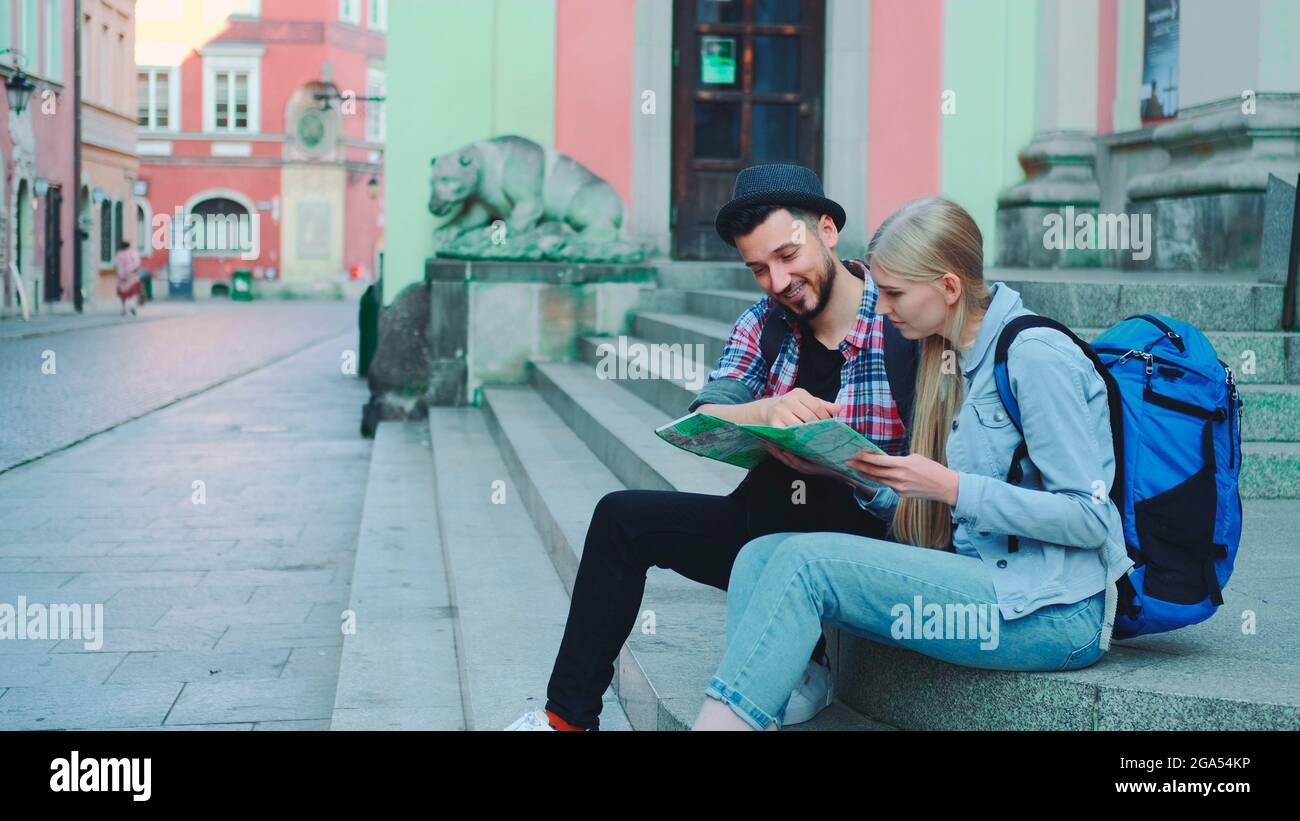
[279, 163, 345, 280]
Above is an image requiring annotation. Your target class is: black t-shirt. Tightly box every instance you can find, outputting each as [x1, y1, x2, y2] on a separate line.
[792, 322, 844, 403]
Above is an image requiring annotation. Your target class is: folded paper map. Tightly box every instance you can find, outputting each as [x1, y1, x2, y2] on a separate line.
[654, 412, 886, 491]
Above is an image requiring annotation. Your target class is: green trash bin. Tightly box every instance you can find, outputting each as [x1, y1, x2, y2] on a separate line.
[232, 269, 253, 302]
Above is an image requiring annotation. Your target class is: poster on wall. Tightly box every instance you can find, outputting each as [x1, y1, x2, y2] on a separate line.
[1140, 0, 1179, 123]
[700, 36, 737, 85]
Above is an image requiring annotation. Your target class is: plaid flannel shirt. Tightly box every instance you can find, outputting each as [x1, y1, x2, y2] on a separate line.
[687, 258, 909, 456]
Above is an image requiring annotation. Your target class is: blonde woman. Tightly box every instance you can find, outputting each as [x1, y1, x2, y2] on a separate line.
[693, 197, 1135, 731]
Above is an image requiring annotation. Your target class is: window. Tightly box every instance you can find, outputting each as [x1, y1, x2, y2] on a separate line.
[339, 0, 361, 25]
[367, 0, 387, 30]
[114, 201, 124, 250]
[188, 197, 256, 256]
[212, 70, 251, 129]
[136, 202, 152, 257]
[365, 66, 385, 143]
[201, 48, 263, 132]
[43, 0, 62, 82]
[138, 67, 177, 130]
[100, 199, 113, 263]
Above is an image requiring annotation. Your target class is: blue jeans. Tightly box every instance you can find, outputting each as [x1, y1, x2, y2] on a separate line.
[705, 531, 1106, 730]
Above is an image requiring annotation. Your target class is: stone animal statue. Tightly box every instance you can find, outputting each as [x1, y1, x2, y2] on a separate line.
[428, 135, 640, 262]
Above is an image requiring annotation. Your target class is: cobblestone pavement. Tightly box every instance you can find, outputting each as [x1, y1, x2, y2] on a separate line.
[0, 303, 371, 729]
[0, 301, 358, 472]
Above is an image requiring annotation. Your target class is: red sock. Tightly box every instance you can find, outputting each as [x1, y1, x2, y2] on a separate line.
[545, 708, 587, 731]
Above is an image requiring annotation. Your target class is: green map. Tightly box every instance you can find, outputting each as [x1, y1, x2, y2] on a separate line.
[654, 412, 886, 491]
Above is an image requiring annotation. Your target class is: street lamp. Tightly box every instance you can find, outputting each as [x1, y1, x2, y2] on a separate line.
[3, 59, 36, 115]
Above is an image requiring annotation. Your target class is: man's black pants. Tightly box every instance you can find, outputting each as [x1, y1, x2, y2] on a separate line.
[544, 461, 890, 729]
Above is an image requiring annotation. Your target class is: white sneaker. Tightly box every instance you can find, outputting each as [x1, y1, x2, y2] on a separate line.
[781, 657, 833, 726]
[503, 709, 557, 731]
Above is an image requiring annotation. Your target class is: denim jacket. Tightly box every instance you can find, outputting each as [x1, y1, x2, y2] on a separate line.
[856, 282, 1134, 651]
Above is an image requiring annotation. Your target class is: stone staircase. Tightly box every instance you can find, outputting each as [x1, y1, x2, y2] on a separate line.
[346, 260, 1300, 730]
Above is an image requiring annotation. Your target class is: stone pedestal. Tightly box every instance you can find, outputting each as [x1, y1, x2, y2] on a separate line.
[425, 259, 655, 405]
[996, 131, 1102, 268]
[1123, 94, 1300, 272]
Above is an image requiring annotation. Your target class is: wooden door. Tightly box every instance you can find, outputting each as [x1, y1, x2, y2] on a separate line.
[671, 0, 826, 259]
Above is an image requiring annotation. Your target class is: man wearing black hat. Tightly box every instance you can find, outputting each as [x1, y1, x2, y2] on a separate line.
[505, 164, 918, 732]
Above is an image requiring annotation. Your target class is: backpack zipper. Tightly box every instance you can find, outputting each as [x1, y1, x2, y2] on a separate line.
[1224, 362, 1240, 469]
[1094, 346, 1218, 383]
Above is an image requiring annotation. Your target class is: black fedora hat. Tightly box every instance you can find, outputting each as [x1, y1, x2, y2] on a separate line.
[714, 163, 846, 246]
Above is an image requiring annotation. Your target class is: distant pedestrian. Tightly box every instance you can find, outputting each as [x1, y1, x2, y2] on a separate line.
[115, 241, 143, 316]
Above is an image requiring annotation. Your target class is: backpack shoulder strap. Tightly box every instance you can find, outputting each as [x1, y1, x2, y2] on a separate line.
[992, 315, 1127, 553]
[759, 301, 788, 371]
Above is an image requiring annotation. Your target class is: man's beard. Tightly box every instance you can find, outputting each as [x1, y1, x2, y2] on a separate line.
[786, 246, 837, 322]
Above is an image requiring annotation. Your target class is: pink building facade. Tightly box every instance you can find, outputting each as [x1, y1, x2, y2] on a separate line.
[136, 0, 386, 296]
[1, 0, 77, 316]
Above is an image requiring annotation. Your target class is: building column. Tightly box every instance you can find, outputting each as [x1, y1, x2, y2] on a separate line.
[823, 0, 871, 260]
[627, 0, 673, 259]
[996, 0, 1102, 268]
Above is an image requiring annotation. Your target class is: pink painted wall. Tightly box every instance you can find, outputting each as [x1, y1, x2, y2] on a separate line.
[554, 0, 635, 204]
[1, 0, 77, 308]
[865, 0, 944, 236]
[142, 166, 282, 282]
[344, 167, 382, 278]
[1097, 0, 1118, 135]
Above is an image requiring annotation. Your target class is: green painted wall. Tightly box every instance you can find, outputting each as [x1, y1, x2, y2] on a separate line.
[383, 0, 557, 305]
[938, 0, 1038, 263]
[1259, 0, 1300, 93]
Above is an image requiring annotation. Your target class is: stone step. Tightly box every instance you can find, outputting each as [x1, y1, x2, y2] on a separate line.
[841, 498, 1300, 729]
[1238, 384, 1300, 441]
[644, 264, 1286, 330]
[629, 311, 1300, 497]
[648, 261, 755, 292]
[479, 383, 889, 731]
[1073, 328, 1300, 386]
[528, 359, 745, 495]
[331, 421, 464, 730]
[427, 407, 632, 730]
[1240, 442, 1300, 498]
[500, 371, 1300, 729]
[595, 328, 1294, 441]
[632, 311, 731, 371]
[988, 268, 1281, 331]
[578, 334, 701, 419]
[662, 287, 1300, 380]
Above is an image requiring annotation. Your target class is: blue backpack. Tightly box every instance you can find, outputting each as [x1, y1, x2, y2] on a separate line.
[993, 313, 1244, 640]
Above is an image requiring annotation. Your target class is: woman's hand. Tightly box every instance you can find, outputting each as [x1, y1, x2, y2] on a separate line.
[848, 451, 961, 506]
